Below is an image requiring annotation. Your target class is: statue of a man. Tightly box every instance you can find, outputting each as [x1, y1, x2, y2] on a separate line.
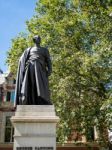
[15, 35, 52, 105]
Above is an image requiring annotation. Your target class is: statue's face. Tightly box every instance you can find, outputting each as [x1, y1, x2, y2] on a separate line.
[33, 35, 41, 44]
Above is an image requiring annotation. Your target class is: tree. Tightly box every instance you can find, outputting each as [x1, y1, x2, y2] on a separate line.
[7, 0, 112, 145]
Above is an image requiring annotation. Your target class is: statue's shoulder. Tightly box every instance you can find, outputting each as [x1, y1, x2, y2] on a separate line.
[24, 47, 32, 55]
[21, 47, 31, 55]
[19, 47, 31, 62]
[26, 47, 31, 52]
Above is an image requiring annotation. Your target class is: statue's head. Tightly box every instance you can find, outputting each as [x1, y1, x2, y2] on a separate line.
[33, 35, 41, 44]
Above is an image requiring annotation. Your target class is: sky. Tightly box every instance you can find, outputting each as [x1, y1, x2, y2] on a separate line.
[0, 0, 37, 72]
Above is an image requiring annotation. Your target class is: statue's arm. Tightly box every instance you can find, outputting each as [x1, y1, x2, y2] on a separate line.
[14, 47, 31, 105]
[45, 49, 52, 76]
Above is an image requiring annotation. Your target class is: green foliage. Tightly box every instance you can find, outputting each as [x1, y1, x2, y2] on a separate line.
[7, 0, 112, 145]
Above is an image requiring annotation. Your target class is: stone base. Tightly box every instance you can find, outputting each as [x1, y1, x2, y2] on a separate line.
[11, 105, 59, 150]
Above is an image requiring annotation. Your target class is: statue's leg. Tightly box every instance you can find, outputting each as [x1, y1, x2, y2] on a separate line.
[29, 62, 37, 104]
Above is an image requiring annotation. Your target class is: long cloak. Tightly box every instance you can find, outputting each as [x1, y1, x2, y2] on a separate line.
[14, 47, 52, 106]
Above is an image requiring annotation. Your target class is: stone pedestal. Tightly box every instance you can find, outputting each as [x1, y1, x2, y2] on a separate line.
[11, 105, 59, 150]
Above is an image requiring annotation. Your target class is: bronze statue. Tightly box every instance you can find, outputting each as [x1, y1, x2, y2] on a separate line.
[15, 35, 52, 105]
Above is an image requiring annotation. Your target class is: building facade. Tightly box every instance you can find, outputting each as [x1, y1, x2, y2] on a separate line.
[0, 71, 15, 150]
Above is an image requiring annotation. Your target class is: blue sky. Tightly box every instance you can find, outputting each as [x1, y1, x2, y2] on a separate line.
[0, 0, 37, 72]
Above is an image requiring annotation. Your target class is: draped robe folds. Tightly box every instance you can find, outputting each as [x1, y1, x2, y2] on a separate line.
[14, 47, 52, 106]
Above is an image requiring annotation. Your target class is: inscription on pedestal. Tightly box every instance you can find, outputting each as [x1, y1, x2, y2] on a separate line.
[17, 147, 32, 150]
[35, 147, 53, 150]
[16, 147, 53, 150]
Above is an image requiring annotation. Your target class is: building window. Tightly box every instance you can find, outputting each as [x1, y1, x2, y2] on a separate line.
[6, 91, 15, 102]
[5, 116, 14, 143]
[6, 92, 11, 101]
[13, 79, 16, 84]
[0, 87, 3, 102]
[11, 91, 15, 103]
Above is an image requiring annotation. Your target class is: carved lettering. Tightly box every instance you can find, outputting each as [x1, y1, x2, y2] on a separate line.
[17, 147, 32, 150]
[16, 146, 53, 150]
[35, 147, 53, 150]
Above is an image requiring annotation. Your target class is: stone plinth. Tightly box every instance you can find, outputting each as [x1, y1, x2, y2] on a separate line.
[11, 105, 59, 150]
